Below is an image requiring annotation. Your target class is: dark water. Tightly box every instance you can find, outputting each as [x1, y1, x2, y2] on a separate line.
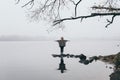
[0, 40, 120, 80]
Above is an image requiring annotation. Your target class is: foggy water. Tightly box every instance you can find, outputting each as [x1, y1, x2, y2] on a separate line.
[0, 40, 120, 80]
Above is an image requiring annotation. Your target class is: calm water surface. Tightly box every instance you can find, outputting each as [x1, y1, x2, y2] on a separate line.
[0, 40, 120, 80]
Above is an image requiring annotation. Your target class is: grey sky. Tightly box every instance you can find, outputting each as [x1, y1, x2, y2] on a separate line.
[0, 0, 120, 39]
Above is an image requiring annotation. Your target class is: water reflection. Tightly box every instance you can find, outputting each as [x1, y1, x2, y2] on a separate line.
[52, 52, 120, 80]
[58, 57, 66, 73]
[52, 53, 98, 73]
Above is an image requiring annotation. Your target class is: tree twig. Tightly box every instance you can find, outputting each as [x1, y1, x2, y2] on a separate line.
[105, 15, 116, 28]
[75, 0, 82, 17]
[15, 0, 20, 4]
[22, 0, 34, 8]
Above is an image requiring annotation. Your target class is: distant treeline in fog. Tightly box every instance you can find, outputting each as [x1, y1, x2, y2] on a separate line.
[0, 35, 50, 41]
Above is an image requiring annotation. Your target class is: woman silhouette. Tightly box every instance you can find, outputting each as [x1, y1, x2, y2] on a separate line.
[56, 37, 68, 53]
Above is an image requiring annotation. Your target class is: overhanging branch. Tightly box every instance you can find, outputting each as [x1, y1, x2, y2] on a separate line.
[53, 12, 120, 26]
[92, 6, 120, 11]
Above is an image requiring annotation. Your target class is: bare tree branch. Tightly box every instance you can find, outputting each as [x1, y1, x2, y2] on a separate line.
[69, 0, 76, 5]
[105, 15, 116, 28]
[92, 6, 120, 11]
[17, 0, 120, 28]
[22, 0, 34, 8]
[53, 12, 120, 26]
[69, 0, 82, 17]
[15, 0, 20, 4]
[75, 0, 82, 17]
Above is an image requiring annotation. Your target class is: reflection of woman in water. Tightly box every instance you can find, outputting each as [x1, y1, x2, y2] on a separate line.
[58, 58, 66, 73]
[56, 37, 68, 53]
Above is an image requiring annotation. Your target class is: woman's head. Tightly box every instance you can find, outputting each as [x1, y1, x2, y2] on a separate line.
[61, 37, 64, 40]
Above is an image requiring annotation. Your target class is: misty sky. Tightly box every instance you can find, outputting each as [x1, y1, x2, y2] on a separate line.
[0, 0, 120, 39]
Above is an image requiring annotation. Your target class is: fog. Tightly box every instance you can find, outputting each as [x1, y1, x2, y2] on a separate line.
[0, 0, 120, 39]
